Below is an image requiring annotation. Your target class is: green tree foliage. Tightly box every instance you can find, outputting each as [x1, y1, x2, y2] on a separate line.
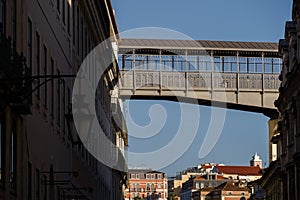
[167, 193, 178, 200]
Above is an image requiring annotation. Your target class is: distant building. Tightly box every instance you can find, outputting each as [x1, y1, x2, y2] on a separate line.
[0, 0, 127, 199]
[180, 174, 228, 200]
[259, 1, 300, 199]
[192, 181, 251, 200]
[250, 153, 263, 168]
[125, 169, 168, 200]
[168, 166, 207, 199]
[213, 165, 263, 182]
[178, 154, 263, 200]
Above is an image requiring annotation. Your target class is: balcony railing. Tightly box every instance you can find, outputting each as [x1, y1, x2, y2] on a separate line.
[120, 70, 280, 91]
[0, 32, 32, 113]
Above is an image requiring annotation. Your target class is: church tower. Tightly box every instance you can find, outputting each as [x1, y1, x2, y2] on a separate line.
[250, 153, 262, 168]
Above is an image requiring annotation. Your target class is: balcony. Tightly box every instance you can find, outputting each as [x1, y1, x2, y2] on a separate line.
[0, 32, 32, 114]
[111, 96, 128, 146]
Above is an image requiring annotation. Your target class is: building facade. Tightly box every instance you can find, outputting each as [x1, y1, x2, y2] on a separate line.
[213, 165, 263, 182]
[125, 169, 168, 200]
[168, 165, 212, 200]
[179, 154, 263, 200]
[192, 181, 251, 200]
[260, 1, 300, 199]
[0, 0, 127, 199]
[180, 174, 228, 200]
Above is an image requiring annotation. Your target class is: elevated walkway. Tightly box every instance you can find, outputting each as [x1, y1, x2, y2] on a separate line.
[118, 39, 281, 117]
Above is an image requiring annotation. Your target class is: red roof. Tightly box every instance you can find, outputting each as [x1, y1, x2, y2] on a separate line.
[201, 187, 214, 192]
[201, 165, 213, 169]
[216, 175, 227, 180]
[215, 182, 251, 192]
[194, 176, 206, 180]
[215, 166, 262, 176]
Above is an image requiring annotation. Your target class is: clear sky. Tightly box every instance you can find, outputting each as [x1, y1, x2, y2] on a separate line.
[111, 0, 293, 176]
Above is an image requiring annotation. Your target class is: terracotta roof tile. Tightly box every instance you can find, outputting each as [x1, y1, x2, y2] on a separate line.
[214, 182, 250, 192]
[201, 165, 213, 169]
[194, 176, 206, 180]
[215, 166, 262, 176]
[201, 187, 214, 192]
[216, 175, 227, 180]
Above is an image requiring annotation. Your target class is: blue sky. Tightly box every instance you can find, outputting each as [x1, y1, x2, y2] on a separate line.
[111, 0, 293, 176]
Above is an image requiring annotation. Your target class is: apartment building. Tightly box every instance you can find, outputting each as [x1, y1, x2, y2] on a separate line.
[125, 169, 168, 200]
[0, 0, 127, 199]
[259, 1, 300, 199]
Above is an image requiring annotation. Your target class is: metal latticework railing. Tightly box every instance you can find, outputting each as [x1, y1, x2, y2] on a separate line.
[120, 70, 280, 91]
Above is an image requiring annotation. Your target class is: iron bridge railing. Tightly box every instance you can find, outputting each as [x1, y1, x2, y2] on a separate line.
[120, 70, 280, 91]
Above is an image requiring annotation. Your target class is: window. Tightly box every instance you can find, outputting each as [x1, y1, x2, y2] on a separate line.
[76, 6, 79, 52]
[43, 44, 47, 108]
[201, 182, 204, 189]
[62, 80, 66, 133]
[151, 174, 155, 179]
[85, 27, 87, 56]
[158, 183, 161, 189]
[28, 162, 32, 199]
[27, 18, 32, 68]
[62, 0, 65, 24]
[67, 87, 71, 110]
[151, 183, 154, 191]
[56, 0, 60, 13]
[81, 17, 84, 61]
[136, 174, 139, 179]
[131, 174, 135, 179]
[72, 0, 75, 45]
[57, 69, 61, 126]
[50, 58, 54, 116]
[67, 2, 70, 34]
[146, 174, 150, 179]
[0, 118, 2, 182]
[10, 128, 16, 189]
[146, 183, 150, 191]
[12, 0, 16, 47]
[157, 174, 161, 179]
[43, 175, 47, 200]
[36, 32, 40, 98]
[36, 169, 40, 199]
[0, 0, 6, 33]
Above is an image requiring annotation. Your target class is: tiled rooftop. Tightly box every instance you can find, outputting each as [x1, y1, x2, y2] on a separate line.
[215, 166, 262, 176]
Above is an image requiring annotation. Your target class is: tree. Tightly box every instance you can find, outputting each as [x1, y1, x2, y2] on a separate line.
[167, 193, 178, 200]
